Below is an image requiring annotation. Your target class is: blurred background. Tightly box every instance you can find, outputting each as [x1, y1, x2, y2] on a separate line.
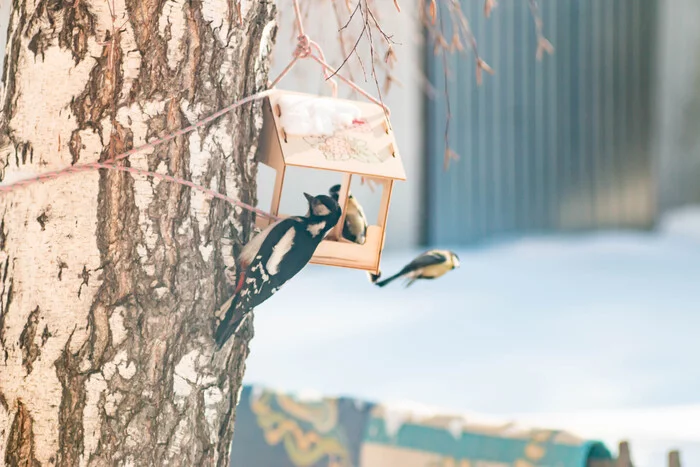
[3, 0, 698, 466]
[243, 1, 700, 466]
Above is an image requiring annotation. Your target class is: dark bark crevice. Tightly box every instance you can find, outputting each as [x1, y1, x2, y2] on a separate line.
[5, 400, 40, 467]
[18, 306, 40, 375]
[54, 330, 88, 467]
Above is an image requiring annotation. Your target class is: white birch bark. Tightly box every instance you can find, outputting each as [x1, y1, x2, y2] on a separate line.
[0, 0, 277, 465]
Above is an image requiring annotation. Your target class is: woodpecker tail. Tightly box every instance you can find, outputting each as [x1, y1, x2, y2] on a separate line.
[213, 296, 248, 348]
[368, 270, 382, 284]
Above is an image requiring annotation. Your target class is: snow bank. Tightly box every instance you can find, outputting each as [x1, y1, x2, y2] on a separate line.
[513, 405, 700, 443]
[658, 204, 700, 242]
[278, 94, 362, 136]
[376, 399, 537, 441]
[244, 231, 700, 467]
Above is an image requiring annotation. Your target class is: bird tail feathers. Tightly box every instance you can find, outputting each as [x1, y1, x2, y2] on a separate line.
[213, 295, 247, 348]
[373, 270, 403, 287]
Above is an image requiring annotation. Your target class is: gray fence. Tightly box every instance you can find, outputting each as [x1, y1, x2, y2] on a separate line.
[425, 0, 658, 245]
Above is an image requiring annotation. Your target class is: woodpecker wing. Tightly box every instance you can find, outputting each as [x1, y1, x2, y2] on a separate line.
[237, 219, 317, 311]
[214, 217, 312, 347]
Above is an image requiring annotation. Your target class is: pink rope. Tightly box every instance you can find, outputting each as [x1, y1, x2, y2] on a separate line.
[292, 0, 306, 37]
[91, 163, 277, 219]
[269, 0, 388, 111]
[0, 90, 278, 219]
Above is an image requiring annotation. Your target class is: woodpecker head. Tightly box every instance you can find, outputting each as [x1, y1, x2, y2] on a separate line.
[303, 193, 341, 237]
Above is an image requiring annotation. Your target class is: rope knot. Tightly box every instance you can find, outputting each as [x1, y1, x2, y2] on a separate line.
[294, 34, 312, 58]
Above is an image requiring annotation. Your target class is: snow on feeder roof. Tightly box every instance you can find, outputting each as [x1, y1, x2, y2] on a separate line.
[256, 89, 406, 274]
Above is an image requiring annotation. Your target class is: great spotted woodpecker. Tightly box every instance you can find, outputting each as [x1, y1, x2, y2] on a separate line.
[369, 249, 460, 288]
[213, 192, 341, 348]
[329, 183, 368, 245]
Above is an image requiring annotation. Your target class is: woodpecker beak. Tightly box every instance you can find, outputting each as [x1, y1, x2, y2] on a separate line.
[303, 192, 314, 204]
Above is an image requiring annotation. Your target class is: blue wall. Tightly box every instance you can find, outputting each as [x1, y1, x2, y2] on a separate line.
[425, 0, 658, 245]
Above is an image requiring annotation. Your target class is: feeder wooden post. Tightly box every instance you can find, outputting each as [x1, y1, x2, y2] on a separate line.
[377, 178, 394, 252]
[270, 166, 285, 218]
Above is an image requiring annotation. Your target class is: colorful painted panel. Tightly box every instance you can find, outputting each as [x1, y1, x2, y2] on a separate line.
[230, 386, 374, 467]
[362, 405, 610, 467]
[230, 386, 612, 467]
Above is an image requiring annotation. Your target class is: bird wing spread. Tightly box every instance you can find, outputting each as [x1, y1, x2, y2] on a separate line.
[238, 217, 312, 310]
[404, 250, 448, 272]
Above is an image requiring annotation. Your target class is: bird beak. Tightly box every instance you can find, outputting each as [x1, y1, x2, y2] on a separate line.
[303, 192, 315, 204]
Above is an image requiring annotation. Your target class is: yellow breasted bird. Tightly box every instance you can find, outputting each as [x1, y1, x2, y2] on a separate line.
[329, 183, 368, 245]
[370, 249, 460, 288]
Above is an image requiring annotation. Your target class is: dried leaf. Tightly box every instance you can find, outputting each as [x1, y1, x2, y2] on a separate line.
[384, 46, 397, 66]
[484, 0, 496, 18]
[443, 148, 459, 171]
[429, 0, 437, 25]
[536, 37, 555, 60]
[383, 75, 393, 94]
[475, 58, 494, 85]
[393, 0, 401, 13]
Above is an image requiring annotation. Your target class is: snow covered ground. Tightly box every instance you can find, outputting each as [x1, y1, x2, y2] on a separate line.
[242, 206, 700, 467]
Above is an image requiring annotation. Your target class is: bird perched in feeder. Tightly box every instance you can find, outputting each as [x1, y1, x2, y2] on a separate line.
[213, 192, 341, 348]
[370, 249, 460, 288]
[329, 183, 368, 245]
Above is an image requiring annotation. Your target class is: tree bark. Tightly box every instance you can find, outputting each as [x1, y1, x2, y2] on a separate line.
[0, 0, 276, 465]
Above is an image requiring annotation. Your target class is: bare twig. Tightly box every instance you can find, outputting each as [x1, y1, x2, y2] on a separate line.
[361, 0, 389, 123]
[438, 9, 458, 171]
[527, 0, 554, 60]
[311, 0, 553, 171]
[331, 0, 360, 84]
[484, 0, 497, 18]
[327, 2, 367, 81]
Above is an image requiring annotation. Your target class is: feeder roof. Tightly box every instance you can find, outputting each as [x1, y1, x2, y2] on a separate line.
[267, 89, 407, 181]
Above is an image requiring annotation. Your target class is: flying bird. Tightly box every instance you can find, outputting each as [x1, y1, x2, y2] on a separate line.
[370, 249, 460, 288]
[329, 183, 368, 245]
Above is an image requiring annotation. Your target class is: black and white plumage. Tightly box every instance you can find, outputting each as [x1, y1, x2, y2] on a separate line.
[213, 192, 341, 348]
[329, 183, 368, 245]
[370, 249, 460, 288]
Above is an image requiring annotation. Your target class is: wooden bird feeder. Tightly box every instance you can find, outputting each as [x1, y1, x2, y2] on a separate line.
[256, 89, 406, 274]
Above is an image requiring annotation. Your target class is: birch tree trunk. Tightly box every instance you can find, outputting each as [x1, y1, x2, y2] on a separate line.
[0, 0, 276, 465]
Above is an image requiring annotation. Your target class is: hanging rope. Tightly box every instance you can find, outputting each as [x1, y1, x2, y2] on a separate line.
[0, 90, 278, 218]
[269, 0, 390, 113]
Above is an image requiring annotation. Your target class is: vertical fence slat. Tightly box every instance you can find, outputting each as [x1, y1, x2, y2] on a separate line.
[425, 0, 658, 245]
